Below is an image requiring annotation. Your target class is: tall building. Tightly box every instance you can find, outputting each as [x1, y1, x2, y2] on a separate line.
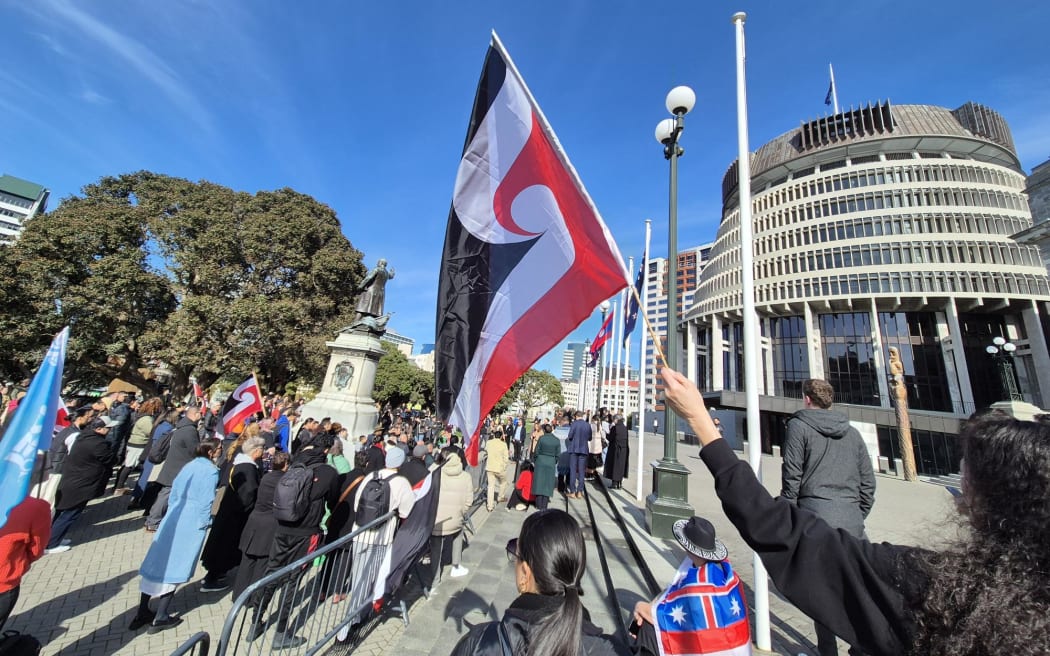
[1025, 157, 1050, 223]
[0, 174, 49, 245]
[560, 341, 588, 381]
[685, 101, 1050, 476]
[641, 243, 714, 411]
[380, 329, 414, 357]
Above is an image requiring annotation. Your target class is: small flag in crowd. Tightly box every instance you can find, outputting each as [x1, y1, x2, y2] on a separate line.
[0, 327, 69, 529]
[588, 309, 614, 367]
[192, 378, 205, 407]
[623, 255, 646, 347]
[435, 32, 629, 467]
[653, 559, 751, 656]
[220, 375, 264, 435]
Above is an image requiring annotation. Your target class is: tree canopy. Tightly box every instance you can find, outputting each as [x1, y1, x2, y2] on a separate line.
[0, 171, 366, 395]
[500, 368, 564, 416]
[372, 341, 434, 408]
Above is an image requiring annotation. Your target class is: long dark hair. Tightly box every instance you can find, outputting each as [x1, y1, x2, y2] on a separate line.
[909, 414, 1050, 655]
[517, 509, 585, 656]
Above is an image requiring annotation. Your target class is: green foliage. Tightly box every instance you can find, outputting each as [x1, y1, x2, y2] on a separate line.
[501, 369, 564, 414]
[0, 172, 366, 395]
[373, 342, 433, 408]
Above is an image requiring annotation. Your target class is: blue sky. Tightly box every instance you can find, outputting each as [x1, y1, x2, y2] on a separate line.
[3, 0, 1049, 377]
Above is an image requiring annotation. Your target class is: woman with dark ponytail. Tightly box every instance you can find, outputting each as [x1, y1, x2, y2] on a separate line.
[451, 509, 630, 655]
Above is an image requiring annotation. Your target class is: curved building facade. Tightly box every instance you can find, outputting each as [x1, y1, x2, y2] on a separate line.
[684, 101, 1050, 475]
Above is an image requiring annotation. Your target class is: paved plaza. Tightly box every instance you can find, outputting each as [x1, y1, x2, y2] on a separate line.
[8, 432, 955, 655]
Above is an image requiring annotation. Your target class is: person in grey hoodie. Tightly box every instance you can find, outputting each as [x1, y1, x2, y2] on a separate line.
[781, 378, 874, 656]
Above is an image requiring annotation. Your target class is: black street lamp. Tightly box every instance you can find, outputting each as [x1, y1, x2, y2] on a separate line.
[986, 336, 1023, 401]
[645, 85, 696, 538]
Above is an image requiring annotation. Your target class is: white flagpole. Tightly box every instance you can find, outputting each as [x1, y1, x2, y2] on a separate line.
[733, 12, 771, 651]
[619, 256, 634, 415]
[607, 299, 618, 409]
[635, 219, 652, 502]
[829, 62, 839, 115]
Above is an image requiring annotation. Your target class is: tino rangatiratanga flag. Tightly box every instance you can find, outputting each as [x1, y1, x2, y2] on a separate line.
[588, 309, 615, 367]
[220, 375, 264, 436]
[435, 32, 629, 466]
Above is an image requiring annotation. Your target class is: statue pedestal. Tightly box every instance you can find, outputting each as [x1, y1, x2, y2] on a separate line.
[298, 331, 385, 438]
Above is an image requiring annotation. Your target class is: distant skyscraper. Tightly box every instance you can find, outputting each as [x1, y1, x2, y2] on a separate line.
[380, 329, 415, 357]
[1025, 158, 1050, 223]
[560, 342, 588, 381]
[0, 174, 49, 246]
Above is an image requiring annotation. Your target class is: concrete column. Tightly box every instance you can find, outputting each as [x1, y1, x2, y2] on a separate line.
[804, 302, 825, 379]
[762, 318, 775, 395]
[711, 314, 725, 391]
[1022, 300, 1050, 408]
[944, 299, 976, 414]
[686, 321, 698, 383]
[935, 310, 965, 414]
[868, 300, 891, 408]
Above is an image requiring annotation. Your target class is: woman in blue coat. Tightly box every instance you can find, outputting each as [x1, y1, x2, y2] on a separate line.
[129, 438, 220, 633]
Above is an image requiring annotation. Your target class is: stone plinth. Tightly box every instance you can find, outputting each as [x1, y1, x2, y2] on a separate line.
[298, 331, 385, 438]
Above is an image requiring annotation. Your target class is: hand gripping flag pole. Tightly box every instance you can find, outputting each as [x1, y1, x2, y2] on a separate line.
[435, 31, 630, 466]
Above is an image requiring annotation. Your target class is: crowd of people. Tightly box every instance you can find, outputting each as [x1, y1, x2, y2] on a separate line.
[4, 370, 1046, 656]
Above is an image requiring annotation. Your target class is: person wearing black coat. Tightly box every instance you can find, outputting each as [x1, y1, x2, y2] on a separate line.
[602, 416, 629, 489]
[146, 407, 202, 531]
[231, 453, 288, 603]
[200, 437, 264, 591]
[46, 417, 119, 552]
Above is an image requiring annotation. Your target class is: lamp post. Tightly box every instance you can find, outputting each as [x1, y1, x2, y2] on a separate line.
[597, 300, 610, 411]
[645, 85, 696, 538]
[986, 336, 1022, 401]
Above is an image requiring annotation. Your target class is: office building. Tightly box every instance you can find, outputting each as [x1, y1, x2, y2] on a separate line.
[380, 329, 414, 357]
[0, 174, 49, 245]
[560, 341, 588, 381]
[685, 101, 1050, 476]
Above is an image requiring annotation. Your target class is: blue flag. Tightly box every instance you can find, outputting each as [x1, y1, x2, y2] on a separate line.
[0, 327, 69, 528]
[623, 254, 646, 347]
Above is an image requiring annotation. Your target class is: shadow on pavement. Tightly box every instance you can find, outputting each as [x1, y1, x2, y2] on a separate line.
[10, 569, 137, 648]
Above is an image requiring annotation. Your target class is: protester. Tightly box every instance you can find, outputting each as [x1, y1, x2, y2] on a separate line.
[661, 366, 1050, 656]
[129, 438, 220, 633]
[431, 452, 472, 581]
[114, 397, 163, 494]
[603, 415, 629, 490]
[130, 408, 179, 512]
[328, 436, 352, 475]
[451, 509, 630, 655]
[321, 450, 371, 602]
[506, 460, 534, 511]
[46, 416, 120, 553]
[586, 413, 605, 479]
[0, 496, 51, 630]
[484, 430, 510, 512]
[200, 435, 264, 592]
[530, 424, 560, 510]
[231, 451, 290, 603]
[631, 516, 751, 655]
[782, 378, 875, 656]
[146, 406, 202, 531]
[399, 443, 430, 487]
[566, 411, 592, 499]
[245, 432, 340, 648]
[42, 405, 96, 507]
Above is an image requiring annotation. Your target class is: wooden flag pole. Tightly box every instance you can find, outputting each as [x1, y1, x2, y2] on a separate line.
[627, 282, 668, 369]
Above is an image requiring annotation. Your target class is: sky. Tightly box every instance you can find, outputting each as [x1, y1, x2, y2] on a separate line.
[3, 0, 1049, 377]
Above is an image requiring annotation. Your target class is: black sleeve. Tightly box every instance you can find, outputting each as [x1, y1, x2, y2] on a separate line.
[700, 439, 917, 656]
[233, 465, 261, 513]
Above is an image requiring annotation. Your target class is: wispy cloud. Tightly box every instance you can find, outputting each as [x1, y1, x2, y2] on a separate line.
[33, 0, 213, 132]
[79, 89, 110, 105]
[32, 31, 67, 57]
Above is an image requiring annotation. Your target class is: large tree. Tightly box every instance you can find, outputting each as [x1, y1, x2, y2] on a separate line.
[0, 172, 366, 394]
[502, 369, 564, 417]
[373, 342, 434, 408]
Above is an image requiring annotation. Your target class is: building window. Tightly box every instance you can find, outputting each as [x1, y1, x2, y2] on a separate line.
[819, 312, 880, 406]
[771, 317, 808, 398]
[879, 312, 952, 412]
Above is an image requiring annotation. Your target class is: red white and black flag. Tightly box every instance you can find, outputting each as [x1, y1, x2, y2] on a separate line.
[220, 375, 264, 435]
[435, 32, 629, 466]
[588, 309, 614, 367]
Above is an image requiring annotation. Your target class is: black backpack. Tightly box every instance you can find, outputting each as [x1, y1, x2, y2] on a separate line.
[355, 472, 391, 526]
[147, 426, 175, 465]
[0, 631, 41, 656]
[273, 462, 315, 522]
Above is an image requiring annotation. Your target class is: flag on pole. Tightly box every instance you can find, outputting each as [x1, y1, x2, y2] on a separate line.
[0, 327, 69, 529]
[220, 375, 264, 435]
[824, 81, 833, 106]
[588, 309, 615, 367]
[192, 378, 205, 407]
[435, 32, 629, 466]
[623, 252, 646, 347]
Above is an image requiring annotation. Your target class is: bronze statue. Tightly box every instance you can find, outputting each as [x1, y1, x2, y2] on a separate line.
[355, 258, 394, 319]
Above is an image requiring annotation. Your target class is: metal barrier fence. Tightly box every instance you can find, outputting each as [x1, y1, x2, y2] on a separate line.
[214, 511, 399, 656]
[170, 632, 210, 656]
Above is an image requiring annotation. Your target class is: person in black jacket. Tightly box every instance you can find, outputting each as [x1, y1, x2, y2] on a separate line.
[231, 452, 289, 603]
[46, 417, 119, 553]
[146, 406, 202, 531]
[661, 366, 1050, 656]
[200, 436, 264, 592]
[451, 509, 630, 656]
[602, 415, 629, 489]
[245, 432, 340, 648]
